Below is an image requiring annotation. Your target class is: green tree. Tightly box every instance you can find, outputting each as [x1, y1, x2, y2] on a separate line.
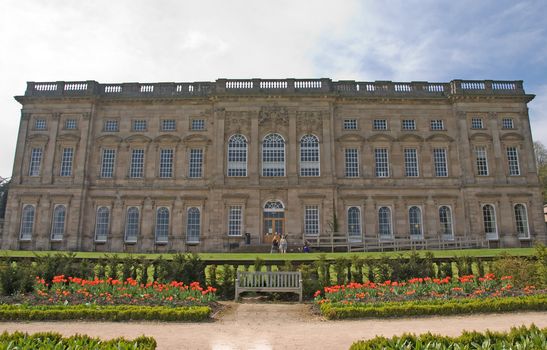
[534, 142, 547, 203]
[0, 177, 10, 219]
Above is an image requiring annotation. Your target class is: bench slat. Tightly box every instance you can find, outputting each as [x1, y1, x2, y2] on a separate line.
[235, 271, 302, 302]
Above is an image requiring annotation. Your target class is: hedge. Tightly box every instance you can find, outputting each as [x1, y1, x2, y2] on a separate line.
[0, 331, 156, 350]
[350, 324, 547, 350]
[320, 294, 547, 320]
[0, 304, 211, 322]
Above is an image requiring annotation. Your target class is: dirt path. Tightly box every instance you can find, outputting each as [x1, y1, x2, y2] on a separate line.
[1, 303, 546, 350]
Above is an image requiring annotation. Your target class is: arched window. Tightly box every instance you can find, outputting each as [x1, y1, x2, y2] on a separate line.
[20, 205, 35, 240]
[187, 207, 201, 243]
[124, 207, 140, 243]
[264, 200, 284, 211]
[227, 134, 248, 177]
[155, 207, 170, 243]
[51, 205, 66, 241]
[482, 204, 497, 240]
[300, 134, 320, 176]
[409, 206, 422, 238]
[262, 133, 285, 176]
[347, 207, 361, 239]
[514, 204, 529, 239]
[378, 207, 392, 238]
[95, 207, 110, 242]
[439, 206, 453, 238]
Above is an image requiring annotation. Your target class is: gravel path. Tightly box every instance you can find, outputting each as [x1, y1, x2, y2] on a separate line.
[1, 303, 546, 350]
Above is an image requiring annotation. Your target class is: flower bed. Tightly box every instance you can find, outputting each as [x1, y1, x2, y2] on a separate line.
[350, 325, 547, 350]
[0, 331, 156, 349]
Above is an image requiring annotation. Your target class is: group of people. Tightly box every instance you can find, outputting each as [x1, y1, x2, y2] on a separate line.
[270, 234, 311, 253]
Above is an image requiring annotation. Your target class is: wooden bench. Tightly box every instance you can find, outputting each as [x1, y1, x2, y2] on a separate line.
[235, 271, 303, 302]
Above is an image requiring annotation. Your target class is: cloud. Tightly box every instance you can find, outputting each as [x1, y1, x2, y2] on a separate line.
[529, 84, 547, 145]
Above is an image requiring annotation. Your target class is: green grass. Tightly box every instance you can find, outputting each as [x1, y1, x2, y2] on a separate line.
[0, 248, 534, 261]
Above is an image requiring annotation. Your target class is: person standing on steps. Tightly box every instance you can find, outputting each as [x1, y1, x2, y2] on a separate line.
[270, 234, 279, 253]
[279, 235, 288, 254]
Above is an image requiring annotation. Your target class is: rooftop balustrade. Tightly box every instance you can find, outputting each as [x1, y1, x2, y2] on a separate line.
[23, 79, 526, 98]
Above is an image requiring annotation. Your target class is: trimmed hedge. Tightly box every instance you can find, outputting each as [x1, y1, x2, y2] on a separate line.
[0, 304, 211, 322]
[0, 331, 156, 349]
[350, 324, 547, 350]
[320, 294, 547, 320]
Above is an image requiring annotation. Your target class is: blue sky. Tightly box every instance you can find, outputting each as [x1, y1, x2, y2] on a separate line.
[0, 0, 546, 177]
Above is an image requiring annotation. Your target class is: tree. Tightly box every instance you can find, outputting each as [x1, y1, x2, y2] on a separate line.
[0, 177, 9, 219]
[534, 142, 547, 204]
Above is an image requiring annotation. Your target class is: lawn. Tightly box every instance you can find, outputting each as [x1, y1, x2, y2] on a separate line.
[0, 248, 535, 261]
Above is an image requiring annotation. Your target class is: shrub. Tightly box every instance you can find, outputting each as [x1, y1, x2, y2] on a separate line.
[0, 262, 34, 295]
[491, 254, 538, 288]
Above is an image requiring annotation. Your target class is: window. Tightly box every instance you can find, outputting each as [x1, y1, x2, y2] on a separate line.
[471, 117, 484, 129]
[161, 119, 176, 131]
[104, 120, 119, 132]
[262, 133, 285, 176]
[402, 119, 416, 130]
[404, 148, 419, 177]
[29, 148, 43, 176]
[155, 207, 170, 243]
[344, 148, 359, 177]
[227, 134, 248, 177]
[60, 147, 74, 177]
[100, 149, 116, 178]
[129, 149, 145, 178]
[228, 206, 242, 236]
[347, 207, 361, 239]
[188, 149, 203, 178]
[159, 149, 174, 178]
[300, 135, 320, 176]
[409, 206, 422, 238]
[94, 207, 110, 242]
[373, 119, 387, 130]
[124, 207, 140, 243]
[375, 148, 389, 177]
[51, 205, 66, 241]
[132, 120, 147, 131]
[378, 207, 392, 238]
[433, 148, 448, 177]
[439, 206, 453, 238]
[35, 119, 47, 130]
[502, 118, 514, 129]
[304, 205, 319, 235]
[514, 204, 529, 239]
[430, 120, 444, 130]
[19, 205, 35, 240]
[343, 119, 357, 130]
[475, 146, 489, 176]
[187, 207, 201, 243]
[506, 147, 520, 176]
[191, 119, 205, 130]
[482, 204, 497, 239]
[65, 119, 77, 129]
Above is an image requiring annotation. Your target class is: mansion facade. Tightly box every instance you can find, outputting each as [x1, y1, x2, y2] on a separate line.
[1, 78, 545, 252]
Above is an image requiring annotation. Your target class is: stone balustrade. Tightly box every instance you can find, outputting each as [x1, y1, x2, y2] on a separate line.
[23, 79, 526, 98]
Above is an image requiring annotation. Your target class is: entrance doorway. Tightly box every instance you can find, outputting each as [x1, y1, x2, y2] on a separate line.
[263, 200, 285, 243]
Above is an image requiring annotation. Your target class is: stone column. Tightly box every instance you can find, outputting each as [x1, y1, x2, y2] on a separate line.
[288, 110, 297, 184]
[322, 110, 333, 180]
[145, 143, 158, 182]
[141, 197, 154, 252]
[12, 112, 31, 184]
[489, 112, 505, 183]
[424, 196, 436, 240]
[364, 196, 376, 241]
[36, 195, 51, 250]
[456, 111, 474, 184]
[250, 112, 260, 185]
[110, 196, 124, 251]
[42, 113, 60, 184]
[213, 107, 226, 185]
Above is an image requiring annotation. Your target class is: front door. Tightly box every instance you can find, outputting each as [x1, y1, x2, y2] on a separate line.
[263, 200, 285, 244]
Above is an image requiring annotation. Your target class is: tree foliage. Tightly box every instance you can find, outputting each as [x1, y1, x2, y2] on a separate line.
[534, 142, 547, 203]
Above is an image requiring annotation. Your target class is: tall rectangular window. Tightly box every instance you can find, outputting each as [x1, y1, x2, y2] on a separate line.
[29, 148, 43, 176]
[344, 148, 359, 177]
[100, 149, 116, 178]
[373, 119, 387, 130]
[433, 148, 448, 177]
[129, 149, 145, 178]
[404, 148, 419, 177]
[59, 147, 74, 177]
[430, 120, 444, 130]
[375, 148, 389, 177]
[507, 147, 520, 176]
[402, 119, 416, 130]
[502, 118, 514, 129]
[228, 206, 242, 236]
[191, 119, 205, 130]
[132, 120, 147, 131]
[475, 146, 489, 176]
[35, 119, 47, 130]
[159, 149, 174, 178]
[471, 117, 484, 129]
[104, 120, 119, 132]
[304, 205, 319, 235]
[65, 119, 77, 129]
[343, 119, 357, 130]
[188, 149, 203, 178]
[161, 119, 176, 131]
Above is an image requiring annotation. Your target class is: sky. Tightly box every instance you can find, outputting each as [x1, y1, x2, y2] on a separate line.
[0, 0, 546, 177]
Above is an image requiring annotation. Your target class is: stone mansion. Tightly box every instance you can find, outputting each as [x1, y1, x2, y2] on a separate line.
[1, 78, 545, 252]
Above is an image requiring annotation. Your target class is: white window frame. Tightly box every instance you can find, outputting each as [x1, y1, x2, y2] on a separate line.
[502, 118, 514, 129]
[60, 147, 74, 177]
[159, 148, 174, 178]
[161, 119, 176, 131]
[514, 203, 530, 239]
[94, 206, 110, 242]
[378, 206, 393, 239]
[344, 148, 359, 177]
[155, 207, 170, 243]
[430, 120, 444, 131]
[124, 207, 140, 243]
[262, 133, 286, 177]
[129, 149, 145, 178]
[188, 148, 203, 178]
[104, 120, 119, 132]
[19, 204, 35, 241]
[228, 205, 243, 236]
[343, 119, 358, 130]
[404, 148, 419, 177]
[482, 204, 498, 240]
[471, 117, 484, 129]
[186, 207, 201, 243]
[303, 205, 320, 235]
[347, 206, 362, 241]
[373, 119, 387, 130]
[50, 204, 66, 241]
[375, 148, 390, 177]
[433, 148, 448, 177]
[438, 205, 454, 240]
[29, 147, 43, 176]
[300, 134, 320, 177]
[408, 206, 423, 239]
[191, 119, 205, 130]
[132, 119, 147, 132]
[227, 134, 248, 177]
[100, 149, 116, 178]
[475, 146, 489, 176]
[35, 119, 47, 130]
[506, 146, 520, 176]
[402, 119, 416, 130]
[65, 119, 77, 130]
